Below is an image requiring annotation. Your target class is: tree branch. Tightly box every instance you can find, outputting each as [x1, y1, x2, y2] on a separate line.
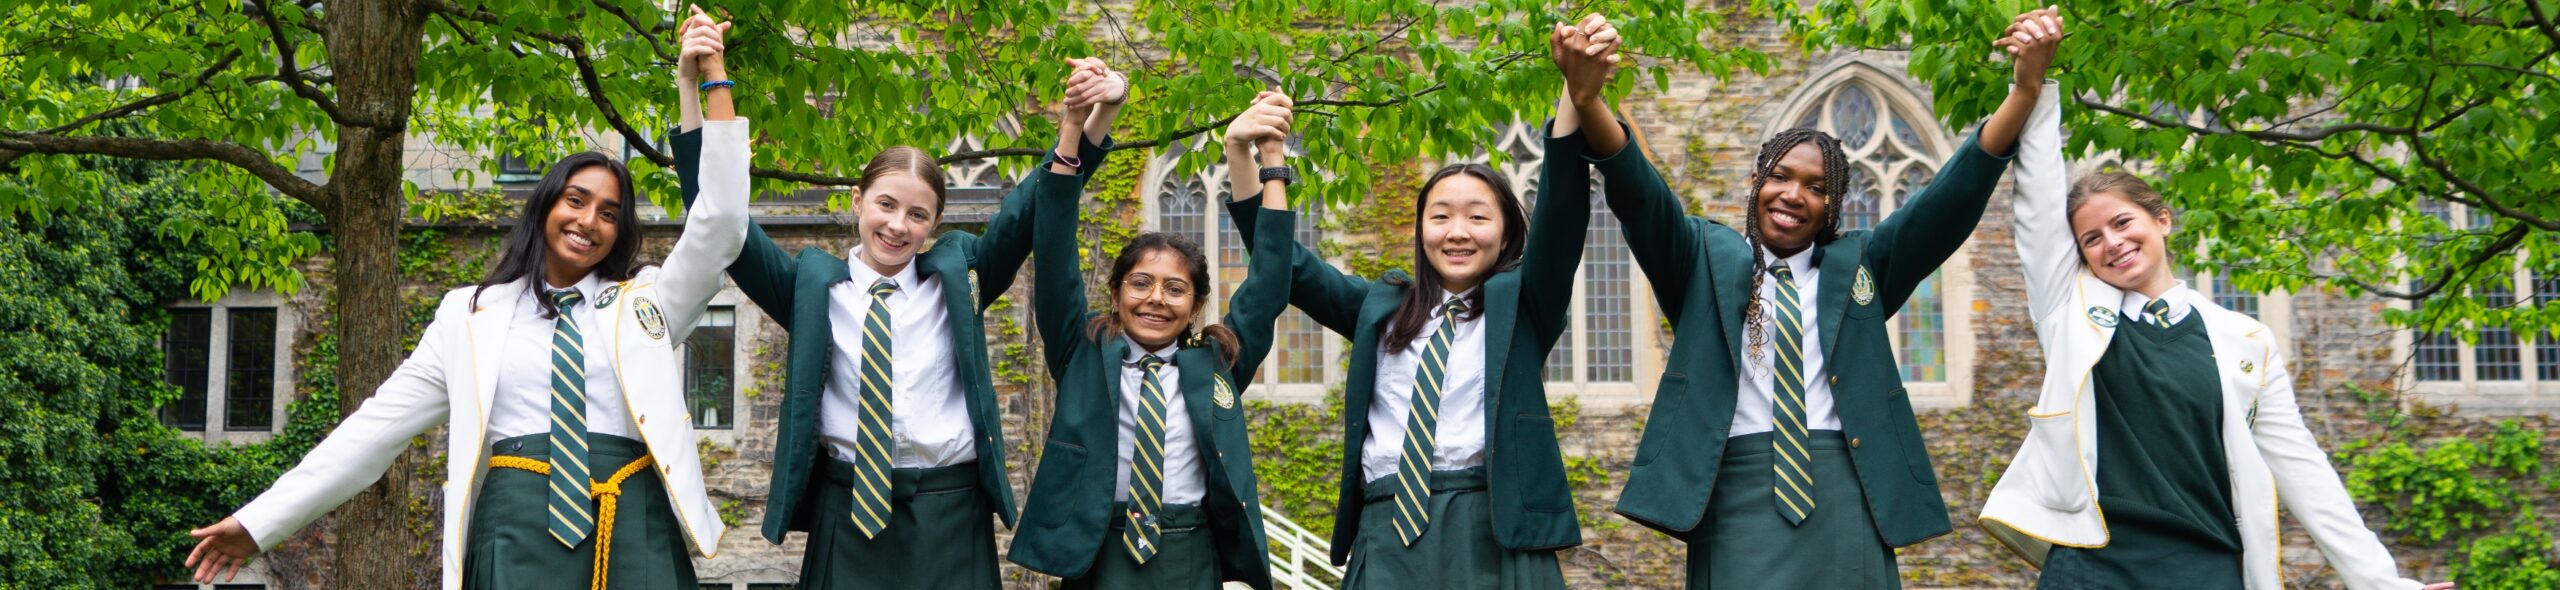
[249, 0, 365, 128]
[565, 39, 671, 167]
[39, 50, 244, 135]
[2077, 94, 2414, 142]
[0, 131, 328, 206]
[2329, 222, 2530, 300]
[588, 0, 675, 63]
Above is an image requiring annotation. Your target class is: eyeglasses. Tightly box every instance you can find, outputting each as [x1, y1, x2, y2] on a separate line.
[1118, 275, 1193, 300]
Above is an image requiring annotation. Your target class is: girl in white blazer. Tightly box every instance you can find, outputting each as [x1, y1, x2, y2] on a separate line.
[182, 15, 750, 589]
[1980, 24, 2449, 589]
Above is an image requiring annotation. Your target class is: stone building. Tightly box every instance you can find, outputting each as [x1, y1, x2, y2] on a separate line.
[151, 20, 2550, 590]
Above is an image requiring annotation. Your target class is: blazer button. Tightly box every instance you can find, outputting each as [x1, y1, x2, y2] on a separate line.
[1850, 437, 1862, 449]
[1829, 375, 1838, 385]
[637, 414, 647, 425]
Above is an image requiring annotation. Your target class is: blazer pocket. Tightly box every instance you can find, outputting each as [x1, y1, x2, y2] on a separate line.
[2022, 411, 2089, 512]
[1884, 388, 1938, 484]
[1631, 372, 1688, 467]
[1023, 440, 1087, 529]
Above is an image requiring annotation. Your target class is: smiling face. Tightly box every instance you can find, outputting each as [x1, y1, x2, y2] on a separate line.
[1112, 246, 1200, 350]
[1753, 143, 1832, 256]
[853, 172, 942, 276]
[542, 165, 624, 286]
[1418, 173, 1508, 294]
[2070, 190, 2177, 294]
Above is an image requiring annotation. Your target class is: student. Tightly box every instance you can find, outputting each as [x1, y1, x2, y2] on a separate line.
[1223, 60, 1598, 589]
[664, 39, 1127, 590]
[1981, 22, 2450, 589]
[181, 12, 749, 589]
[1007, 93, 1296, 590]
[1564, 9, 2054, 588]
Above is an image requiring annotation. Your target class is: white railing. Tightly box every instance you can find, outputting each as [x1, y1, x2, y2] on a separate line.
[1260, 505, 1344, 590]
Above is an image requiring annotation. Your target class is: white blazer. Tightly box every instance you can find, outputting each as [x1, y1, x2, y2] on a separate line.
[232, 120, 755, 588]
[1977, 94, 2418, 590]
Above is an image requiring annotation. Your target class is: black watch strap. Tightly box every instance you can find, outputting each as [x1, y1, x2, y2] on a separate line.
[1258, 165, 1298, 186]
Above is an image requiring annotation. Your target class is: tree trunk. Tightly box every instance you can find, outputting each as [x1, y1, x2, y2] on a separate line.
[312, 1, 432, 588]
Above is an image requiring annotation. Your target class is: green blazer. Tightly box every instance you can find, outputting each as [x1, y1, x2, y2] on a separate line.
[1229, 125, 1593, 564]
[1009, 190, 1294, 590]
[1590, 123, 2013, 547]
[673, 129, 1111, 543]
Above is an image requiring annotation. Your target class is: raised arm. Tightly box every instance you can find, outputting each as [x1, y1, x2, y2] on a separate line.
[1864, 8, 2057, 312]
[658, 11, 747, 341]
[973, 59, 1126, 309]
[1221, 94, 1373, 336]
[668, 13, 798, 326]
[2009, 72, 2075, 325]
[1218, 94, 1299, 382]
[1564, 15, 1707, 323]
[1029, 155, 1094, 380]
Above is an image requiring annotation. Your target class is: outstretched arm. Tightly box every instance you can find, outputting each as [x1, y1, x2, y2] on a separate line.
[974, 59, 1127, 309]
[1864, 8, 2059, 311]
[1563, 15, 1708, 324]
[1220, 94, 1298, 381]
[658, 9, 748, 341]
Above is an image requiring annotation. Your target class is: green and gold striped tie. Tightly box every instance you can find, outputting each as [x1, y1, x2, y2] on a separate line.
[851, 279, 898, 538]
[543, 288, 596, 548]
[1391, 298, 1467, 545]
[1770, 266, 1816, 526]
[2145, 298, 2173, 328]
[1123, 354, 1171, 563]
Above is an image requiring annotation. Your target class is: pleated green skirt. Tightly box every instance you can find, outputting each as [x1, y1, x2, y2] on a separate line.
[466, 433, 697, 590]
[1682, 431, 1897, 590]
[1059, 502, 1220, 590]
[801, 458, 1001, 590]
[1340, 467, 1565, 590]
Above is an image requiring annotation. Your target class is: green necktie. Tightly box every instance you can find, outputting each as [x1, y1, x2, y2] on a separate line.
[544, 288, 596, 547]
[1123, 354, 1171, 563]
[1769, 266, 1816, 526]
[1391, 298, 1467, 545]
[850, 279, 898, 538]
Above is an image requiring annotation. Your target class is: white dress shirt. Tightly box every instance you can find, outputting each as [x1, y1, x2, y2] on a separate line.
[1360, 288, 1490, 483]
[821, 248, 977, 468]
[1730, 247, 1842, 436]
[1114, 338, 1206, 506]
[2120, 281, 2200, 327]
[489, 273, 636, 439]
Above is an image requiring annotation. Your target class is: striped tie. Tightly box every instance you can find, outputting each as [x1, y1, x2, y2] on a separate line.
[1391, 298, 1467, 546]
[1769, 265, 1816, 526]
[543, 288, 596, 548]
[1123, 354, 1171, 563]
[2145, 298, 2173, 328]
[850, 279, 899, 538]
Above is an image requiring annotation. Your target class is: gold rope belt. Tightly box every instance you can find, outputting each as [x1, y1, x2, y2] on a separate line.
[489, 453, 657, 590]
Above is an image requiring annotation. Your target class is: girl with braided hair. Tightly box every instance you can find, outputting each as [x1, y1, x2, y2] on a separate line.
[1555, 9, 2061, 589]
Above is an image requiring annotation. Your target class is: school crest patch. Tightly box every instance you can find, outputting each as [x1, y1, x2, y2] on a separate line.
[967, 269, 981, 305]
[634, 297, 668, 340]
[1213, 375, 1237, 410]
[2088, 306, 2119, 328]
[593, 284, 623, 309]
[1851, 266, 1877, 306]
[2240, 360, 2256, 374]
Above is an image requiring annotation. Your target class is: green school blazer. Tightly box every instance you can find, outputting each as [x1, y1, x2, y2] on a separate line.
[1590, 124, 2014, 547]
[1008, 190, 1294, 590]
[1228, 125, 1594, 564]
[673, 129, 1112, 543]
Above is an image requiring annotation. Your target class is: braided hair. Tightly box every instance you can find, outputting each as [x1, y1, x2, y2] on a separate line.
[1741, 128, 1851, 370]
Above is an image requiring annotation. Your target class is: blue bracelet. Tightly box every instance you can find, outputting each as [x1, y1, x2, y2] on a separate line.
[698, 80, 735, 92]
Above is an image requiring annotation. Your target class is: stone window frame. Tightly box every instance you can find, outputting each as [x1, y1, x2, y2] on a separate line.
[681, 287, 762, 446]
[1140, 136, 1340, 401]
[162, 290, 297, 445]
[2395, 201, 2556, 411]
[1769, 60, 1980, 409]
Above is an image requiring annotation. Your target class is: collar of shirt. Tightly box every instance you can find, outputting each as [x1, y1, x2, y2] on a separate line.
[1436, 285, 1482, 315]
[2120, 281, 2199, 325]
[1123, 335, 1179, 366]
[1756, 245, 1820, 280]
[844, 246, 922, 304]
[531, 272, 608, 311]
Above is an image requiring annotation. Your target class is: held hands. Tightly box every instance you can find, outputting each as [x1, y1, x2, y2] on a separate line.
[1552, 13, 1621, 108]
[185, 516, 258, 583]
[1992, 7, 2061, 91]
[1224, 91, 1293, 166]
[675, 4, 731, 84]
[1060, 57, 1128, 131]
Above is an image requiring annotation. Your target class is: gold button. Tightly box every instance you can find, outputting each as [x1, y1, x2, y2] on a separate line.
[1850, 437, 1862, 449]
[637, 414, 647, 425]
[1829, 375, 1838, 385]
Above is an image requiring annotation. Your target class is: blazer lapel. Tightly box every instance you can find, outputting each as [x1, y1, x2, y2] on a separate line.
[1479, 270, 1520, 421]
[1175, 347, 1221, 462]
[1815, 238, 1863, 360]
[1713, 240, 1753, 367]
[468, 281, 525, 426]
